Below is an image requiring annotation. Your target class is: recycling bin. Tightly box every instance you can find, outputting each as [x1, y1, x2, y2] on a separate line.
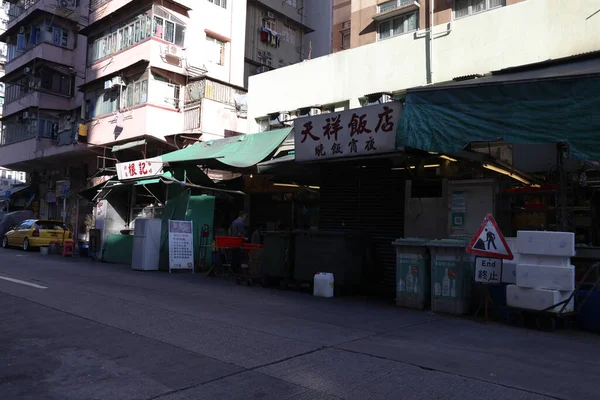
[262, 231, 294, 282]
[427, 239, 475, 315]
[392, 238, 430, 310]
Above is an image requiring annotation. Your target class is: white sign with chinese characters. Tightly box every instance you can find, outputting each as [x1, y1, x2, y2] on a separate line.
[168, 220, 194, 273]
[474, 257, 502, 284]
[116, 157, 164, 181]
[293, 102, 403, 162]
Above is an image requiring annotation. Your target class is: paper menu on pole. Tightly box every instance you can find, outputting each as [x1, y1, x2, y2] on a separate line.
[168, 220, 194, 271]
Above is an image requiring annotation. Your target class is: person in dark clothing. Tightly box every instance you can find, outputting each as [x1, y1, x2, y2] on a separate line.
[230, 211, 247, 238]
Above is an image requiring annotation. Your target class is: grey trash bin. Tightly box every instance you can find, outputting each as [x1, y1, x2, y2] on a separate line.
[427, 239, 475, 315]
[392, 238, 430, 310]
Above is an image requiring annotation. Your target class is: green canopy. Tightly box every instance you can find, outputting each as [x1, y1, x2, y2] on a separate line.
[161, 127, 292, 168]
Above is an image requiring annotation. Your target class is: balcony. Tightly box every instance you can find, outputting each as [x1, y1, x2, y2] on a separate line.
[84, 104, 183, 146]
[86, 38, 187, 82]
[3, 91, 72, 118]
[5, 0, 81, 30]
[5, 42, 75, 75]
[88, 0, 191, 26]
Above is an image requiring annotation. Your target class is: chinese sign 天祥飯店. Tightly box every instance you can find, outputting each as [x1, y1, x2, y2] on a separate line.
[293, 102, 403, 162]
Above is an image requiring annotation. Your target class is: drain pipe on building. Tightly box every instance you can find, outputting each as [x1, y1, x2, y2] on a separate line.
[429, 0, 434, 84]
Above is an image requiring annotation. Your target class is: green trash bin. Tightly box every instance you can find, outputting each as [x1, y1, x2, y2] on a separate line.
[262, 231, 293, 282]
[427, 239, 475, 315]
[392, 238, 431, 310]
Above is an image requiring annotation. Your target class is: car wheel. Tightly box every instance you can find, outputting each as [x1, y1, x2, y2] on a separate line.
[23, 237, 29, 252]
[1, 236, 8, 249]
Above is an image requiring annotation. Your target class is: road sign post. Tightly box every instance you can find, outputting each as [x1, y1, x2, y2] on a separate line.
[466, 214, 513, 319]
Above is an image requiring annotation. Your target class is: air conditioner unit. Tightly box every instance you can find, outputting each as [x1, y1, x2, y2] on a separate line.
[309, 108, 321, 116]
[279, 112, 292, 122]
[104, 80, 113, 90]
[262, 11, 275, 20]
[111, 76, 125, 86]
[166, 45, 181, 59]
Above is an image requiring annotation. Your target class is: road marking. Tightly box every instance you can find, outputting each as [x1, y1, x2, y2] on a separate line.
[0, 275, 48, 289]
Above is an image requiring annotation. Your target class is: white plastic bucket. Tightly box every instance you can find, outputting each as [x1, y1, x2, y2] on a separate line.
[313, 272, 334, 298]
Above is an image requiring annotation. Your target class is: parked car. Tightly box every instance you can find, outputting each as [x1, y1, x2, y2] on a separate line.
[2, 219, 72, 251]
[0, 210, 35, 239]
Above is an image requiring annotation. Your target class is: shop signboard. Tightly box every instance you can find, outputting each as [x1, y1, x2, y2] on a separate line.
[293, 102, 403, 162]
[168, 220, 194, 273]
[116, 157, 163, 181]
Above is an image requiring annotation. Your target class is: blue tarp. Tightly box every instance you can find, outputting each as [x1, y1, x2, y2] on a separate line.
[397, 76, 600, 160]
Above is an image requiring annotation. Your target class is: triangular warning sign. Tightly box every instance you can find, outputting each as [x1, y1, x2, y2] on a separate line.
[466, 214, 514, 260]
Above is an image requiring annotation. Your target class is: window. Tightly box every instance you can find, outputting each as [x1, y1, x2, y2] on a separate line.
[378, 0, 414, 13]
[88, 12, 152, 64]
[341, 32, 350, 49]
[454, 0, 504, 18]
[206, 36, 225, 66]
[282, 24, 296, 44]
[206, 0, 227, 8]
[263, 18, 276, 31]
[153, 7, 186, 47]
[285, 0, 297, 7]
[378, 11, 417, 40]
[40, 70, 72, 97]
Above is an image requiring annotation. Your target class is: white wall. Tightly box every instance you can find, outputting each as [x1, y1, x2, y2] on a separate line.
[188, 0, 247, 88]
[247, 0, 600, 130]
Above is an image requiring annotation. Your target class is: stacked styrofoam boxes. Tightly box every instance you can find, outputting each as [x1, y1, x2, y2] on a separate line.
[506, 231, 576, 313]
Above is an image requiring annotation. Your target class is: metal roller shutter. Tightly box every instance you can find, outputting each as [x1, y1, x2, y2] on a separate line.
[320, 160, 405, 295]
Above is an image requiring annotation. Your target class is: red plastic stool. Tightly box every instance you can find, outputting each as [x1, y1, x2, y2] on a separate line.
[62, 241, 74, 257]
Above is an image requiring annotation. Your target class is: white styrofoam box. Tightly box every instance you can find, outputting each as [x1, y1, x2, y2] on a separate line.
[518, 254, 571, 267]
[516, 264, 575, 291]
[517, 231, 575, 257]
[502, 261, 517, 284]
[506, 285, 574, 313]
[313, 272, 334, 298]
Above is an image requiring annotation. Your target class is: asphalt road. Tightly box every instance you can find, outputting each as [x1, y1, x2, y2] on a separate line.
[0, 248, 599, 400]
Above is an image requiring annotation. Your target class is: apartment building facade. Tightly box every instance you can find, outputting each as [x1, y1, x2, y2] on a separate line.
[0, 0, 248, 220]
[248, 0, 600, 128]
[244, 0, 332, 88]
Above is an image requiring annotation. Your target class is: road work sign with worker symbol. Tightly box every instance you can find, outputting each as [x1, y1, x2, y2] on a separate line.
[466, 214, 514, 260]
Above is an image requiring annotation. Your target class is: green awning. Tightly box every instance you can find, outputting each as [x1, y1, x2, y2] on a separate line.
[135, 171, 174, 186]
[112, 139, 146, 152]
[161, 127, 292, 168]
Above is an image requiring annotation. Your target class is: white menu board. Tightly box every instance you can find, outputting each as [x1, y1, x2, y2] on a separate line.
[168, 220, 194, 273]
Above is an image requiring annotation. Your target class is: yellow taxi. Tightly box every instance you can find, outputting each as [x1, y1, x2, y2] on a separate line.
[1, 219, 72, 251]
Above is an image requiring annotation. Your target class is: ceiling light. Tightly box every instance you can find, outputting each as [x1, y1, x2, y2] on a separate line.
[483, 164, 531, 185]
[439, 155, 457, 162]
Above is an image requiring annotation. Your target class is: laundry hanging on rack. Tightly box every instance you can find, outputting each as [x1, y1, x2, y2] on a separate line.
[259, 27, 281, 48]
